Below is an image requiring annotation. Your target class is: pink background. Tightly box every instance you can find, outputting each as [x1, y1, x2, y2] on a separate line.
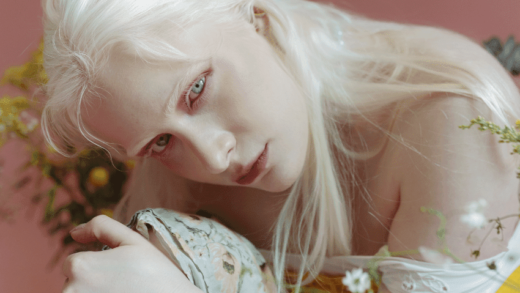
[1, 0, 519, 292]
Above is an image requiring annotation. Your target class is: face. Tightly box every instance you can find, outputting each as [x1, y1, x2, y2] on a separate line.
[83, 18, 309, 193]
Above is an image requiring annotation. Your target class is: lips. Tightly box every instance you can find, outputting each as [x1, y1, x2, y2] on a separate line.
[235, 144, 268, 185]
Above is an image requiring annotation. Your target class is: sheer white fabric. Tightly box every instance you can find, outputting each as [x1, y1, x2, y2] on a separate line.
[260, 220, 520, 292]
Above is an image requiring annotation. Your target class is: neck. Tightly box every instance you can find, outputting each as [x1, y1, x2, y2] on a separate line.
[189, 182, 290, 250]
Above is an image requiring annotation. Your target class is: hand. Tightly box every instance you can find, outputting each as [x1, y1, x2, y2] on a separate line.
[62, 215, 202, 293]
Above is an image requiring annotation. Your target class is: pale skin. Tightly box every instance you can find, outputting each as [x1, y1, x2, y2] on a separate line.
[62, 12, 520, 293]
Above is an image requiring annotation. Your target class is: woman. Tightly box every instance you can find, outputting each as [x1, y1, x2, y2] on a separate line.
[41, 0, 520, 292]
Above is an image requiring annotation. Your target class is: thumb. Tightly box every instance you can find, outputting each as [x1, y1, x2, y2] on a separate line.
[70, 215, 146, 248]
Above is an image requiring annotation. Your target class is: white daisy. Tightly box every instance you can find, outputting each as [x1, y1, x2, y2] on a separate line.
[342, 268, 371, 293]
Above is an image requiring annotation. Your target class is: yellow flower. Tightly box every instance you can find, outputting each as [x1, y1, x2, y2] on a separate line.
[46, 144, 57, 153]
[99, 208, 114, 218]
[79, 149, 91, 157]
[89, 167, 109, 187]
[1, 40, 47, 90]
[125, 159, 135, 169]
[516, 119, 520, 129]
[0, 96, 29, 117]
[1, 66, 27, 89]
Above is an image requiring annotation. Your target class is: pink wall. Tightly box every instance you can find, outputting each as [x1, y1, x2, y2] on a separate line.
[0, 1, 66, 292]
[1, 0, 519, 292]
[332, 0, 520, 41]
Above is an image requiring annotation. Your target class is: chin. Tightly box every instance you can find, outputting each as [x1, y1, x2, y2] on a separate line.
[260, 171, 300, 193]
[262, 183, 292, 193]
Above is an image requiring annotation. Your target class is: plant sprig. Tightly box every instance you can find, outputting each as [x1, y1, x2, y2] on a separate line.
[460, 116, 520, 177]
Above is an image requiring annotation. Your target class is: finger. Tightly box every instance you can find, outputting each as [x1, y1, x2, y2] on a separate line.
[62, 278, 72, 293]
[61, 253, 82, 293]
[70, 215, 146, 248]
[62, 276, 75, 293]
[62, 253, 73, 278]
[62, 251, 91, 278]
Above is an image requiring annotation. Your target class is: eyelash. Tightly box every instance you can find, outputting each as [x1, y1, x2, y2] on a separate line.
[145, 71, 211, 157]
[183, 71, 211, 110]
[144, 134, 173, 158]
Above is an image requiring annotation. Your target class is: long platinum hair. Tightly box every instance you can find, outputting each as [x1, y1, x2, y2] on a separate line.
[40, 0, 520, 291]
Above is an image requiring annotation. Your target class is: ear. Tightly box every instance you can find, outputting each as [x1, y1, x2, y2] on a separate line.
[252, 7, 282, 52]
[252, 7, 268, 36]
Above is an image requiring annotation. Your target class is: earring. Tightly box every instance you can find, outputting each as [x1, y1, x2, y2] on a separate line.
[253, 7, 266, 33]
[253, 7, 266, 18]
[253, 7, 283, 53]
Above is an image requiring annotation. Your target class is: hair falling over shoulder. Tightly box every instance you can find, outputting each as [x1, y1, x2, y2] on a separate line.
[40, 0, 520, 292]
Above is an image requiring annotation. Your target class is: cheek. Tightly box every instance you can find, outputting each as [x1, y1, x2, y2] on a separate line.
[159, 146, 211, 182]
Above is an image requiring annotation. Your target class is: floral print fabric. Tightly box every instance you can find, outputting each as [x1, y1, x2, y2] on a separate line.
[126, 208, 277, 293]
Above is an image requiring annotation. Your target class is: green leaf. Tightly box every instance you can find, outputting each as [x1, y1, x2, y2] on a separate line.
[43, 185, 58, 222]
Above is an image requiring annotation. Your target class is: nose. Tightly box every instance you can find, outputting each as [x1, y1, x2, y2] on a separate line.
[185, 129, 236, 174]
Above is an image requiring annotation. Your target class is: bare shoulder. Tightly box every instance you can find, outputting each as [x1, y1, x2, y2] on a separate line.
[385, 94, 520, 261]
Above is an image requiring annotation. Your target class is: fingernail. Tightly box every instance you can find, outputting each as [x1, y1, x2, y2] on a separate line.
[70, 223, 86, 233]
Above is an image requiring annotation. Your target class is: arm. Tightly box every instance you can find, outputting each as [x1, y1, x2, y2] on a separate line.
[386, 94, 519, 261]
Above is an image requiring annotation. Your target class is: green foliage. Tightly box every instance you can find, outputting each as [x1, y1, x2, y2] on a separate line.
[420, 207, 448, 245]
[460, 116, 520, 177]
[0, 42, 132, 262]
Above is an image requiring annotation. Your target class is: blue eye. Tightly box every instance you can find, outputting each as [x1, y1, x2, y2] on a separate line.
[186, 76, 205, 108]
[191, 77, 205, 94]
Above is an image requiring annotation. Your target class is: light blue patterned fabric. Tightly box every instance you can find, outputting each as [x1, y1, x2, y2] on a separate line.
[126, 208, 277, 293]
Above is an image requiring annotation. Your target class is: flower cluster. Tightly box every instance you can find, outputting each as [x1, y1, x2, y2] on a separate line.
[0, 42, 132, 262]
[0, 96, 32, 145]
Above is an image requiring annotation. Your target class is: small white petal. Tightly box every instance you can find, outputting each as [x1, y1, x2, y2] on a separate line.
[461, 212, 487, 229]
[29, 121, 38, 131]
[352, 268, 363, 278]
[418, 246, 454, 267]
[461, 199, 488, 229]
[465, 199, 487, 213]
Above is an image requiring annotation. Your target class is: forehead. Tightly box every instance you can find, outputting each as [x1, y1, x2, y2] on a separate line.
[96, 19, 249, 96]
[116, 20, 247, 63]
[82, 20, 255, 152]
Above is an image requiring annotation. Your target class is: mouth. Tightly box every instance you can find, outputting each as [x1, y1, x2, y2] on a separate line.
[235, 143, 269, 185]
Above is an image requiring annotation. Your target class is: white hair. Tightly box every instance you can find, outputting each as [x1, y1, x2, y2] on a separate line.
[41, 0, 520, 291]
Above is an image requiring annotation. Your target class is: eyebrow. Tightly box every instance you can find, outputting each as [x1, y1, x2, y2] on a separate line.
[127, 58, 212, 158]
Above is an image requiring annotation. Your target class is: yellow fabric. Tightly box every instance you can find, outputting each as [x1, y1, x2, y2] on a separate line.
[496, 266, 520, 292]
